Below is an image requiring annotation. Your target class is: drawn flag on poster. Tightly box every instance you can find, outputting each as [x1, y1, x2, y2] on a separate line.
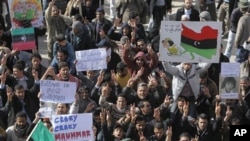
[8, 0, 44, 28]
[11, 27, 36, 50]
[181, 24, 218, 60]
[159, 21, 222, 63]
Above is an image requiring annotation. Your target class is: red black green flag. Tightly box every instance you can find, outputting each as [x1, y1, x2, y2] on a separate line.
[11, 27, 36, 50]
[181, 24, 218, 59]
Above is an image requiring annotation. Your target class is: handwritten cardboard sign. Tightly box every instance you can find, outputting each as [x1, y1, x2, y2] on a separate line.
[52, 113, 94, 141]
[75, 48, 107, 71]
[40, 80, 76, 103]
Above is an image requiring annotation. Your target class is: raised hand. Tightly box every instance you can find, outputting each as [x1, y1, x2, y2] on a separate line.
[111, 70, 118, 84]
[138, 131, 146, 141]
[32, 69, 39, 80]
[182, 101, 189, 117]
[166, 126, 172, 138]
[148, 74, 158, 88]
[96, 71, 104, 86]
[0, 72, 7, 84]
[126, 77, 135, 88]
[85, 102, 95, 113]
[100, 108, 106, 125]
[164, 95, 171, 106]
[6, 85, 13, 102]
[136, 67, 144, 78]
[153, 108, 161, 121]
[215, 102, 221, 118]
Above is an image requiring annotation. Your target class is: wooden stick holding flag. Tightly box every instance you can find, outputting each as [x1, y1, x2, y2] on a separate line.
[26, 120, 54, 141]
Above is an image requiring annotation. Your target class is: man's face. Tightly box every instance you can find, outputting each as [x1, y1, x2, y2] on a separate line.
[116, 97, 126, 110]
[101, 85, 111, 97]
[58, 40, 67, 47]
[72, 28, 78, 34]
[86, 0, 92, 6]
[137, 86, 148, 99]
[52, 6, 59, 16]
[177, 99, 185, 111]
[184, 0, 192, 9]
[122, 27, 130, 35]
[179, 137, 190, 141]
[59, 66, 69, 79]
[16, 117, 27, 129]
[137, 41, 147, 52]
[136, 120, 146, 132]
[32, 57, 41, 70]
[13, 68, 23, 79]
[15, 88, 25, 100]
[86, 71, 95, 79]
[199, 77, 207, 85]
[240, 79, 249, 90]
[78, 89, 89, 100]
[56, 103, 68, 115]
[154, 128, 164, 140]
[198, 118, 208, 131]
[117, 68, 128, 77]
[182, 63, 192, 71]
[57, 52, 67, 62]
[96, 12, 104, 21]
[113, 127, 124, 139]
[140, 101, 151, 115]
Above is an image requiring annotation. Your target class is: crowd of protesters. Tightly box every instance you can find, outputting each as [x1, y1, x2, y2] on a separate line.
[0, 0, 250, 141]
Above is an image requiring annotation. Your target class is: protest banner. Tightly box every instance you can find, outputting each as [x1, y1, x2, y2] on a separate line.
[11, 27, 36, 50]
[40, 80, 76, 103]
[75, 48, 107, 71]
[159, 21, 222, 63]
[220, 63, 240, 99]
[52, 113, 94, 141]
[27, 120, 55, 141]
[8, 0, 43, 28]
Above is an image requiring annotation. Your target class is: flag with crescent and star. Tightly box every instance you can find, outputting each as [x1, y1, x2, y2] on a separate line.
[159, 21, 222, 63]
[181, 24, 218, 60]
[11, 27, 36, 50]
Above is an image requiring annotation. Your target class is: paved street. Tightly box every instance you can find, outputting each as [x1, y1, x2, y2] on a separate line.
[38, 0, 235, 67]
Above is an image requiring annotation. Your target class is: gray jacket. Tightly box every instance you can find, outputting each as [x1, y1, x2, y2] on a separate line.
[162, 62, 211, 100]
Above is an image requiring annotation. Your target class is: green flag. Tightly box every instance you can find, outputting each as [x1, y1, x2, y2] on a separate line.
[27, 120, 54, 141]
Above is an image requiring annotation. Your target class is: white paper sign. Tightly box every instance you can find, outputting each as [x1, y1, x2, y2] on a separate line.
[75, 49, 107, 71]
[159, 21, 222, 63]
[52, 113, 94, 141]
[39, 107, 55, 118]
[220, 93, 239, 99]
[221, 63, 240, 77]
[40, 80, 76, 103]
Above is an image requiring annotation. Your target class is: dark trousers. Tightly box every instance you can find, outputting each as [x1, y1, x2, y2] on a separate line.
[153, 6, 166, 28]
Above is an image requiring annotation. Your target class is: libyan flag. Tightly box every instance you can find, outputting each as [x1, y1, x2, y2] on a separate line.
[27, 120, 54, 141]
[11, 27, 36, 51]
[181, 24, 218, 59]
